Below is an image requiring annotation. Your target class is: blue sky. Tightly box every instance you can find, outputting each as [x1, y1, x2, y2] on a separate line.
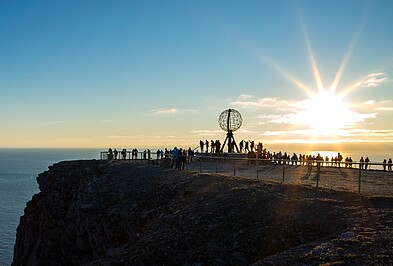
[0, 0, 392, 148]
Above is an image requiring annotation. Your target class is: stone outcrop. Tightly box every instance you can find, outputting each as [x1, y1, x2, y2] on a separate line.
[13, 160, 393, 265]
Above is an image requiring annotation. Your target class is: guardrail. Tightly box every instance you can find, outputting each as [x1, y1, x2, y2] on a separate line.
[100, 152, 393, 196]
[190, 155, 392, 196]
[100, 151, 163, 160]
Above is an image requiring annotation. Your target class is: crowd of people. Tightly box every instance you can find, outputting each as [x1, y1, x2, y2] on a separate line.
[199, 139, 264, 154]
[197, 139, 393, 171]
[106, 147, 196, 171]
[107, 143, 393, 172]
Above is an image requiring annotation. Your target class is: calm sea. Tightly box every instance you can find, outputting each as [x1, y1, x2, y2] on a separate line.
[0, 147, 391, 265]
[0, 149, 101, 266]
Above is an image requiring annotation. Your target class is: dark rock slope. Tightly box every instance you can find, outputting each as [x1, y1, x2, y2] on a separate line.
[13, 160, 393, 265]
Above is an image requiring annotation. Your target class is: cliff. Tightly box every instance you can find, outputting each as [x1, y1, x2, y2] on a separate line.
[13, 160, 393, 265]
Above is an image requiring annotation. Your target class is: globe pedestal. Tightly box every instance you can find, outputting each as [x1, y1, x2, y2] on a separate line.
[221, 130, 240, 153]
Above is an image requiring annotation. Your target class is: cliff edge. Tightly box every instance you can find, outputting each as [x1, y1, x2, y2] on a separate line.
[13, 160, 393, 265]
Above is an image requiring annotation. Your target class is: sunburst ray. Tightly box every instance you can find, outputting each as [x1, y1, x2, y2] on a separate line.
[301, 21, 325, 93]
[330, 26, 363, 93]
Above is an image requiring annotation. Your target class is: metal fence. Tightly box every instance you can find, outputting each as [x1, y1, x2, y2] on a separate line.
[100, 152, 393, 197]
[188, 155, 393, 197]
[100, 151, 158, 160]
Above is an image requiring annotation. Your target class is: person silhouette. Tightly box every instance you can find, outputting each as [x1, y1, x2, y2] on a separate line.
[388, 158, 392, 171]
[360, 157, 364, 169]
[200, 140, 204, 153]
[108, 148, 113, 160]
[365, 157, 370, 170]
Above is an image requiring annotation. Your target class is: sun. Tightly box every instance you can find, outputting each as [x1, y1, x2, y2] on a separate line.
[299, 91, 357, 135]
[259, 27, 370, 138]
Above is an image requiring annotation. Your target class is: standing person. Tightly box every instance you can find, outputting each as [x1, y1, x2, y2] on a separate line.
[245, 141, 249, 153]
[383, 159, 387, 171]
[316, 153, 323, 172]
[216, 140, 221, 153]
[200, 140, 204, 153]
[291, 153, 298, 165]
[257, 142, 263, 155]
[181, 149, 187, 170]
[211, 140, 215, 153]
[114, 149, 118, 160]
[388, 158, 392, 171]
[307, 155, 313, 173]
[359, 157, 365, 169]
[176, 148, 182, 170]
[337, 153, 343, 168]
[205, 140, 209, 153]
[108, 148, 113, 160]
[147, 149, 151, 160]
[239, 140, 244, 153]
[156, 149, 160, 160]
[188, 147, 193, 163]
[171, 147, 178, 168]
[365, 157, 370, 170]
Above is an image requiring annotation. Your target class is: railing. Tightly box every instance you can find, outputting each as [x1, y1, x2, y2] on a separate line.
[99, 151, 393, 197]
[100, 151, 163, 160]
[190, 155, 392, 196]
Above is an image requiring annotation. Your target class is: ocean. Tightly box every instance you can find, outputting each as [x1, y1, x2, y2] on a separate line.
[0, 146, 391, 265]
[0, 149, 102, 266]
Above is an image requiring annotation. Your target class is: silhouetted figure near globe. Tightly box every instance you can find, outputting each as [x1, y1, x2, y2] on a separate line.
[199, 140, 204, 153]
[218, 108, 242, 153]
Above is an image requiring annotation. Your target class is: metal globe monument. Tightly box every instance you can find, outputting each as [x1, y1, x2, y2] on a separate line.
[218, 108, 242, 153]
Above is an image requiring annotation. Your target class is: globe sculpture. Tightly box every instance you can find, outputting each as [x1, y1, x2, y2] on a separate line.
[218, 108, 242, 153]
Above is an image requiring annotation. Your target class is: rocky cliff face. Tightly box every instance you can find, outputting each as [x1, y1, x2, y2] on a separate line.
[13, 160, 109, 265]
[13, 160, 393, 265]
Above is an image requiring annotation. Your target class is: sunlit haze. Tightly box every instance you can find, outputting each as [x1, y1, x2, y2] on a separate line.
[0, 0, 392, 152]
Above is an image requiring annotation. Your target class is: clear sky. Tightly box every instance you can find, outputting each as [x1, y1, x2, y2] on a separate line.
[1, 0, 392, 150]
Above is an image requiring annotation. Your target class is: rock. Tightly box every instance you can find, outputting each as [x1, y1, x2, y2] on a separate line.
[230, 252, 249, 265]
[339, 231, 356, 239]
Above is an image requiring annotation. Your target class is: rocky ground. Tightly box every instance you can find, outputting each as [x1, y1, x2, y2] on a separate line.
[13, 160, 393, 265]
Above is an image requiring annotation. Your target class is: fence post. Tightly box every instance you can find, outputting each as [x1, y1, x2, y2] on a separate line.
[316, 162, 320, 188]
[358, 163, 362, 194]
[233, 158, 236, 176]
[215, 157, 218, 175]
[282, 160, 285, 182]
